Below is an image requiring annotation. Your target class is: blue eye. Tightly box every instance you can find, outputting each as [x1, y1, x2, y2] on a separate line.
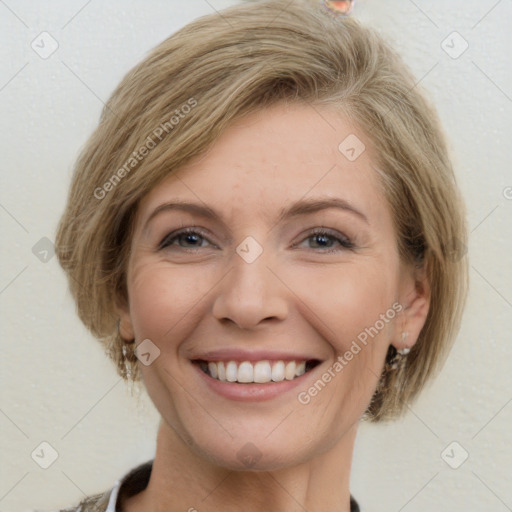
[159, 227, 354, 253]
[159, 228, 212, 250]
[298, 228, 354, 253]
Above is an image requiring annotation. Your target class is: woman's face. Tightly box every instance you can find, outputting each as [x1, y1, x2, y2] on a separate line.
[118, 102, 428, 470]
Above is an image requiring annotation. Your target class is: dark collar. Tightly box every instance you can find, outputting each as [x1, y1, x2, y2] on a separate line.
[117, 460, 360, 511]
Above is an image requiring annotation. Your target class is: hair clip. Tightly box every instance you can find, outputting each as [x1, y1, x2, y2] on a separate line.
[322, 0, 356, 16]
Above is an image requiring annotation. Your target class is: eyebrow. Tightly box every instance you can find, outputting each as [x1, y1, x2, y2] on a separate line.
[143, 196, 369, 232]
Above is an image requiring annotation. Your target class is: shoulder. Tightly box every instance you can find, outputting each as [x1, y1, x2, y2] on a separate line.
[56, 489, 111, 512]
[35, 460, 153, 512]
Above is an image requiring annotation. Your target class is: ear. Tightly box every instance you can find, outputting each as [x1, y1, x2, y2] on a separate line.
[395, 264, 431, 350]
[115, 295, 135, 341]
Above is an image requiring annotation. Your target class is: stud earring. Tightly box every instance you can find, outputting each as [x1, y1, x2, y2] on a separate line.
[385, 332, 411, 371]
[397, 331, 410, 355]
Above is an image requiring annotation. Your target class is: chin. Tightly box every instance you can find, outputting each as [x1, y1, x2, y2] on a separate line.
[185, 428, 326, 473]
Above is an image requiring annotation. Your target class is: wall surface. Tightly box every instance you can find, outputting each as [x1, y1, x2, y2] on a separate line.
[1, 1, 511, 511]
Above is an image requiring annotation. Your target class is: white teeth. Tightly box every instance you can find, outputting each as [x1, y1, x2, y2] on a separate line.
[226, 361, 238, 382]
[237, 361, 254, 383]
[208, 362, 218, 379]
[217, 361, 226, 381]
[201, 359, 313, 383]
[254, 360, 272, 383]
[285, 361, 296, 380]
[271, 361, 285, 382]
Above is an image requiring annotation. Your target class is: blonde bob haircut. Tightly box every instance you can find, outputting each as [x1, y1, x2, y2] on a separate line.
[56, 0, 468, 421]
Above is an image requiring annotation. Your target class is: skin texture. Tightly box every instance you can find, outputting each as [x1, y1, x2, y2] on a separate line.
[118, 102, 430, 512]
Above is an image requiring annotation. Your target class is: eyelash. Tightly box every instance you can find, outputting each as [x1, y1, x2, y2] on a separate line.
[158, 227, 355, 253]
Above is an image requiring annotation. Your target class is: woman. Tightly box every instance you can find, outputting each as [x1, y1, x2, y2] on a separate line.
[54, 0, 468, 510]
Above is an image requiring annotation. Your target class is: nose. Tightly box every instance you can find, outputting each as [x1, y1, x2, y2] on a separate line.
[211, 247, 289, 330]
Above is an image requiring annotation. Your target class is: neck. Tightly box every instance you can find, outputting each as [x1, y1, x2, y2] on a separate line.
[123, 419, 358, 512]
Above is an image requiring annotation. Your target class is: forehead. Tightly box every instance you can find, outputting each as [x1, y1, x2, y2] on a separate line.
[137, 103, 387, 226]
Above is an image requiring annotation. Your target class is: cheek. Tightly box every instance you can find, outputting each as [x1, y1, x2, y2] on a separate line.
[292, 264, 398, 427]
[127, 260, 214, 342]
[292, 261, 399, 353]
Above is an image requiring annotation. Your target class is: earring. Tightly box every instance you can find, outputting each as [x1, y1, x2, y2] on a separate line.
[121, 344, 133, 379]
[118, 319, 136, 380]
[385, 332, 411, 371]
[397, 331, 410, 355]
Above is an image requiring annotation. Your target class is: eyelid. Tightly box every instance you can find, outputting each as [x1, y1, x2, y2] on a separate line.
[158, 227, 215, 250]
[293, 227, 355, 250]
[158, 226, 355, 253]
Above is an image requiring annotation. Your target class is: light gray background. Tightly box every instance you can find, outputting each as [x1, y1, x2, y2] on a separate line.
[1, 1, 511, 511]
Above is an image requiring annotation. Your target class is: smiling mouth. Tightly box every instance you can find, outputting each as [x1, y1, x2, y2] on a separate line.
[193, 359, 321, 384]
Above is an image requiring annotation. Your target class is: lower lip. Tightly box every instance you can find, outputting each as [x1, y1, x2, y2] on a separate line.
[192, 362, 317, 402]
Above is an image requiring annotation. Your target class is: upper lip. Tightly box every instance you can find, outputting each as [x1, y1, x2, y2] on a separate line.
[190, 348, 322, 363]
